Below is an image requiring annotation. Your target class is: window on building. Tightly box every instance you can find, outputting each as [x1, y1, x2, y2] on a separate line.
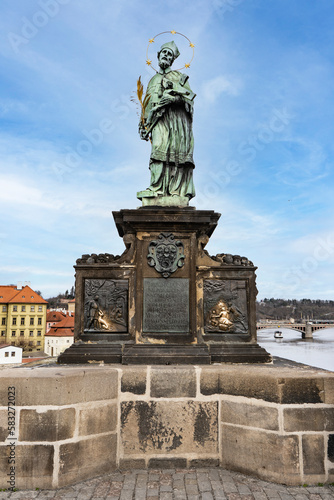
[1, 331, 5, 336]
[30, 306, 35, 312]
[31, 296, 34, 299]
[5, 352, 9, 357]
[11, 331, 16, 337]
[29, 331, 34, 337]
[30, 318, 34, 326]
[2, 306, 6, 312]
[21, 317, 25, 325]
[37, 331, 41, 336]
[37, 341, 41, 346]
[20, 331, 24, 336]
[13, 306, 17, 312]
[12, 318, 17, 326]
[11, 352, 15, 357]
[28, 341, 33, 346]
[38, 306, 42, 312]
[37, 317, 42, 325]
[11, 342, 15, 346]
[21, 306, 25, 312]
[67, 339, 70, 343]
[2, 318, 6, 325]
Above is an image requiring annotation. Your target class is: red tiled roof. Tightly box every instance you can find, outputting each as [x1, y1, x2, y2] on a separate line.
[45, 316, 74, 337]
[46, 310, 66, 322]
[0, 285, 47, 304]
[9, 285, 47, 304]
[0, 286, 18, 303]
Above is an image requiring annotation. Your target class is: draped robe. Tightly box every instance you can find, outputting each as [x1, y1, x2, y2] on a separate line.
[143, 68, 196, 199]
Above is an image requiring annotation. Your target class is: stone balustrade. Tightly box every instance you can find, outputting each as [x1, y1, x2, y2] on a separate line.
[0, 361, 333, 489]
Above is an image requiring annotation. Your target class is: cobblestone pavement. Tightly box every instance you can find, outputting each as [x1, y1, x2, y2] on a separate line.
[1, 469, 334, 500]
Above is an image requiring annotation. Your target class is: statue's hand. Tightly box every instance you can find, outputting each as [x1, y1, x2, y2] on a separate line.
[139, 125, 149, 141]
[159, 94, 176, 107]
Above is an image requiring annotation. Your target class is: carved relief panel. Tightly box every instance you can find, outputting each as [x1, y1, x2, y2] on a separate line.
[203, 280, 248, 334]
[84, 279, 128, 333]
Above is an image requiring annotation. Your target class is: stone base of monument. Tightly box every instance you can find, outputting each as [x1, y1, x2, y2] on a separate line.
[137, 191, 189, 207]
[58, 207, 271, 365]
[122, 344, 211, 364]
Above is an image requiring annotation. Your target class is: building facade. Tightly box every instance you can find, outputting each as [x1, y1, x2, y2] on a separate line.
[44, 315, 74, 357]
[0, 344, 22, 364]
[0, 285, 48, 352]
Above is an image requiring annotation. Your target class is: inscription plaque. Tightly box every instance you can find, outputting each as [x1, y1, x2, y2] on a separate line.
[143, 278, 189, 333]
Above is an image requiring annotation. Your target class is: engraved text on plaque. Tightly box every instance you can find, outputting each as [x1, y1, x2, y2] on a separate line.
[143, 278, 189, 333]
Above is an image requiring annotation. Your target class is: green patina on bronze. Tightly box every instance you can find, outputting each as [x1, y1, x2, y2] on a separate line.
[137, 41, 196, 207]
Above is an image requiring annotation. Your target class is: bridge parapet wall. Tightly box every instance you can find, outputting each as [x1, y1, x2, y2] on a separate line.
[1, 362, 334, 489]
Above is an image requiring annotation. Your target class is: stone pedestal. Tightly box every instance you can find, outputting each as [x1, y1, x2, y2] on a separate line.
[58, 207, 271, 364]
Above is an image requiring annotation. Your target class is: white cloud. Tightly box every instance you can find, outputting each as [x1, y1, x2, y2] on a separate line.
[202, 75, 242, 103]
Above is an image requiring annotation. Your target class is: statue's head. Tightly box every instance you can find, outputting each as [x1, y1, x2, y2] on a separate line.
[158, 41, 180, 70]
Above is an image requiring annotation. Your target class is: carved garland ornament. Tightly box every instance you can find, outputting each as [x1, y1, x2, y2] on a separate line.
[147, 233, 185, 278]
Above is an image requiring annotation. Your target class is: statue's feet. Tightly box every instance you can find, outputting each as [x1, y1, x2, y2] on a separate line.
[137, 189, 164, 199]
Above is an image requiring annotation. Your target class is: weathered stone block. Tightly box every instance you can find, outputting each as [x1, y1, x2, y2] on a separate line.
[201, 367, 281, 402]
[221, 425, 300, 484]
[284, 407, 334, 432]
[79, 402, 117, 436]
[221, 400, 279, 430]
[0, 444, 54, 489]
[200, 366, 328, 404]
[121, 368, 147, 395]
[328, 434, 334, 462]
[148, 458, 187, 469]
[0, 410, 8, 442]
[329, 468, 334, 482]
[324, 377, 334, 404]
[302, 434, 325, 474]
[59, 434, 117, 487]
[280, 378, 323, 404]
[150, 367, 196, 398]
[121, 401, 218, 455]
[0, 367, 118, 406]
[200, 370, 219, 395]
[19, 408, 75, 441]
[189, 458, 219, 467]
[119, 458, 146, 469]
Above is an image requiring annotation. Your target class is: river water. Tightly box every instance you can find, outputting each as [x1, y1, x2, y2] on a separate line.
[257, 327, 334, 372]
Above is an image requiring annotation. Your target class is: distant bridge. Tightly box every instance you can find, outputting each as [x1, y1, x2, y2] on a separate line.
[256, 322, 333, 338]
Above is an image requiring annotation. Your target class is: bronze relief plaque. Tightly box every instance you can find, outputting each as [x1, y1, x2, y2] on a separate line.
[203, 280, 248, 334]
[143, 278, 189, 333]
[84, 279, 128, 333]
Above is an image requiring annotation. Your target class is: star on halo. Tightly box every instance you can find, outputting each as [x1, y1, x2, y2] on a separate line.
[189, 42, 195, 48]
[149, 38, 154, 43]
[146, 59, 152, 66]
[185, 63, 191, 68]
[171, 30, 176, 34]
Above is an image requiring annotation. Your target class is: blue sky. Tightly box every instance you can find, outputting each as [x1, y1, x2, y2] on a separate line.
[0, 0, 333, 300]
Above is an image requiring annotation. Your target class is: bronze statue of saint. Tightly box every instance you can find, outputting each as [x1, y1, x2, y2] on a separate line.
[138, 41, 196, 206]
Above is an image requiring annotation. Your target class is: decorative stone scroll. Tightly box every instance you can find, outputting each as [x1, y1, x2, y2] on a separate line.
[147, 233, 185, 278]
[84, 279, 128, 333]
[204, 280, 248, 334]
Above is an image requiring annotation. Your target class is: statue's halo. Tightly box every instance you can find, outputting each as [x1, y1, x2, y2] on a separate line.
[146, 30, 195, 72]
